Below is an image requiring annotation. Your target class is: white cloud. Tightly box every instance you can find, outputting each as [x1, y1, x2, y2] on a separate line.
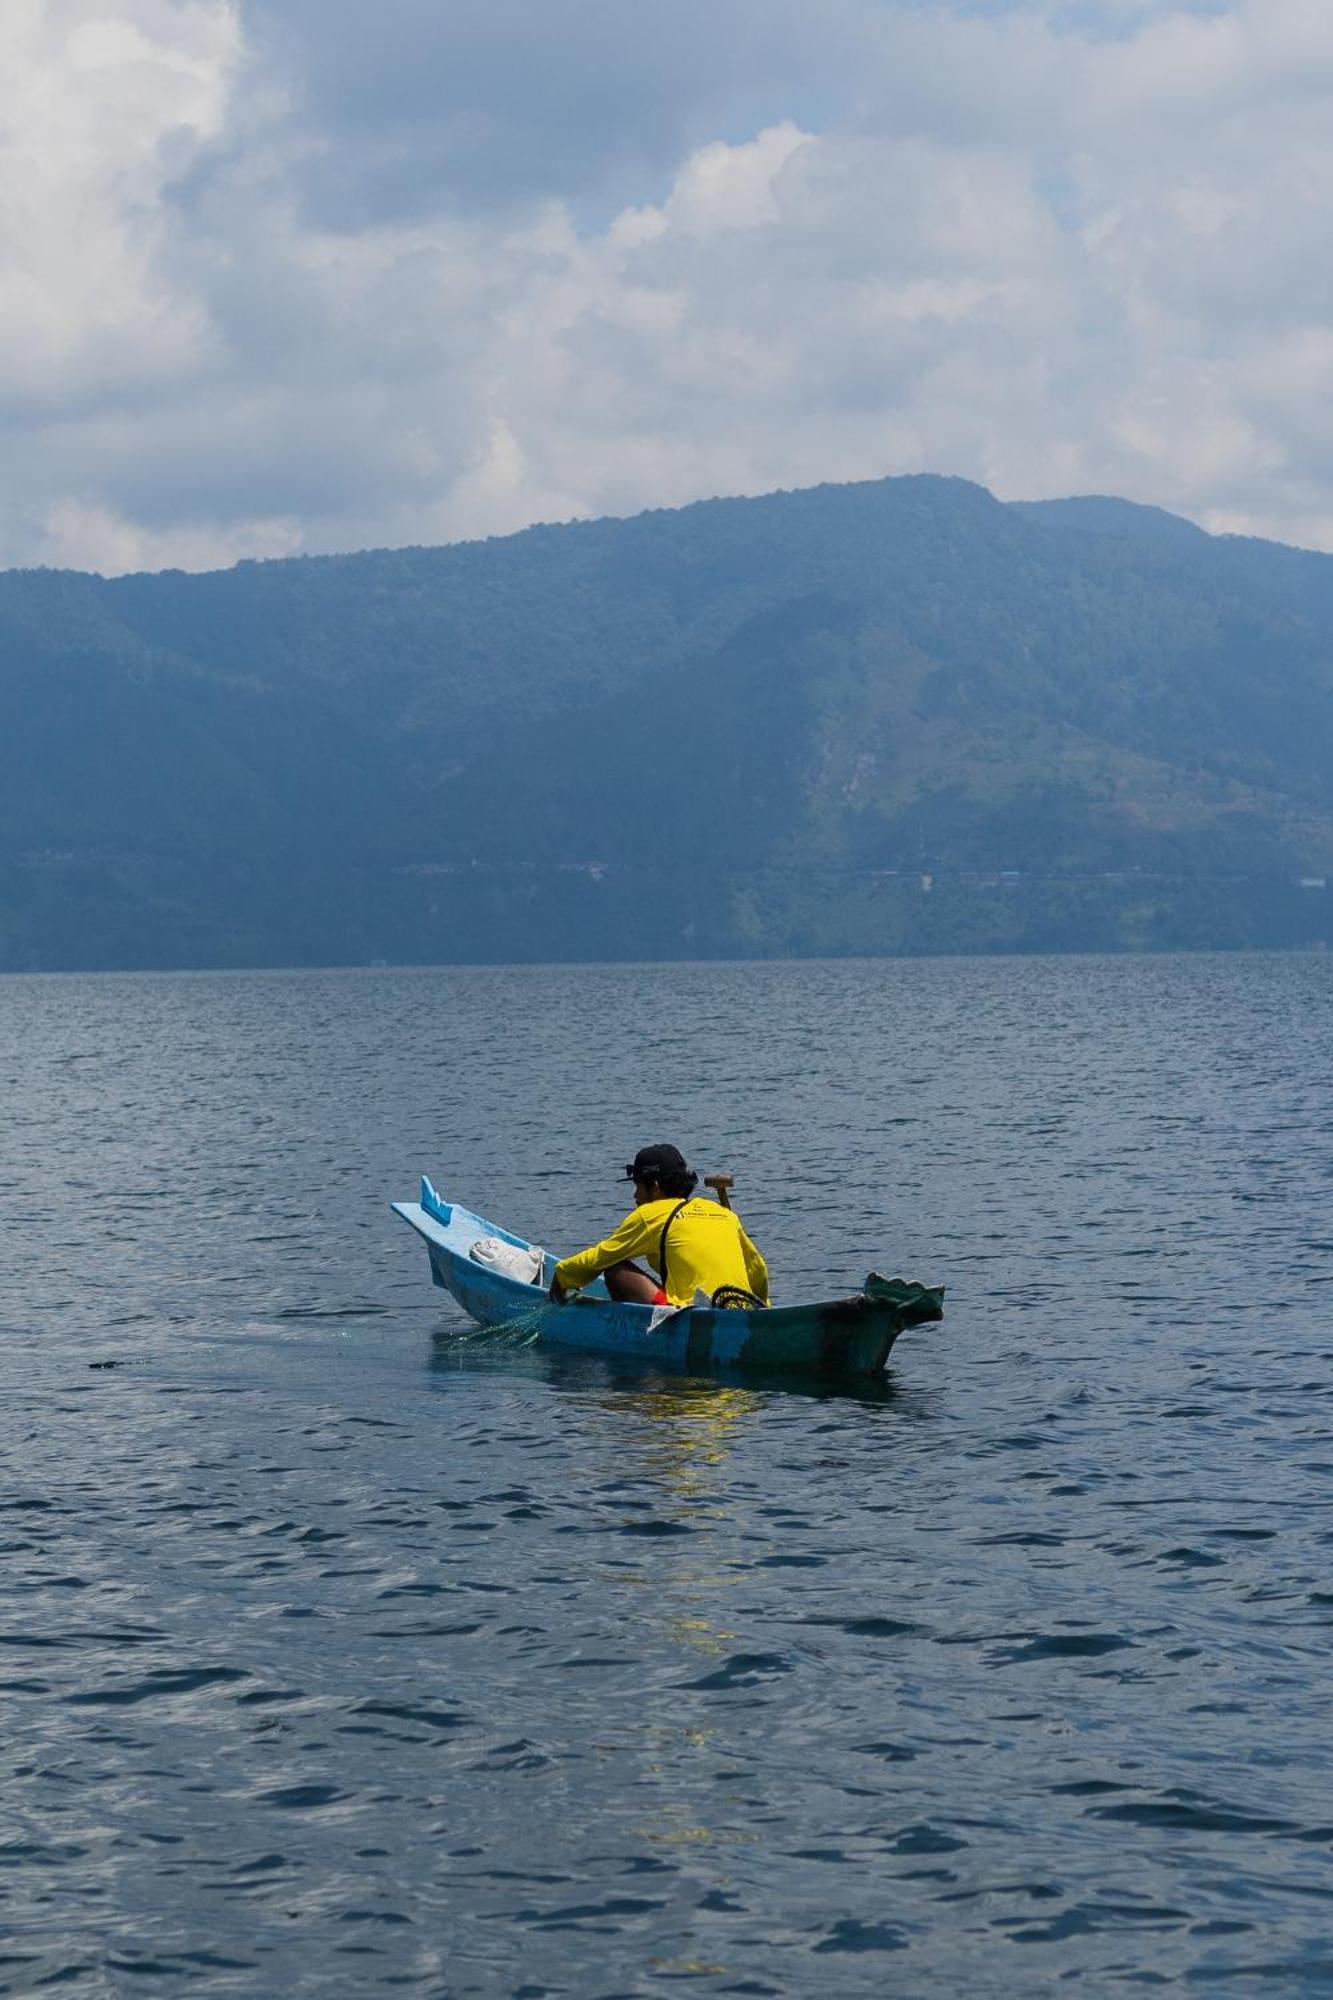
[0, 0, 240, 412]
[39, 496, 302, 574]
[4, 0, 1333, 570]
[654, 122, 815, 235]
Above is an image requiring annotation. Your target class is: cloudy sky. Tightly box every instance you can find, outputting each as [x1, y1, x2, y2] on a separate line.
[4, 0, 1333, 572]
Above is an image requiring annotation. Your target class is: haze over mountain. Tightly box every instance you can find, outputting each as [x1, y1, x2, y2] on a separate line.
[3, 473, 1332, 971]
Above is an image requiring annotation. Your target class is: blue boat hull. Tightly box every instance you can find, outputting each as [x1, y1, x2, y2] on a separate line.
[392, 1178, 943, 1381]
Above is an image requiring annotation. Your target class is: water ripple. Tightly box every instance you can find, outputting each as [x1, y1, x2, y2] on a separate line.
[1, 955, 1331, 1993]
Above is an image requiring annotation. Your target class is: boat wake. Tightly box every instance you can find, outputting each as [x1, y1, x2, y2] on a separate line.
[449, 1307, 547, 1351]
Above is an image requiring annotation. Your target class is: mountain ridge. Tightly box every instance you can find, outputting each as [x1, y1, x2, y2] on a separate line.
[3, 475, 1331, 969]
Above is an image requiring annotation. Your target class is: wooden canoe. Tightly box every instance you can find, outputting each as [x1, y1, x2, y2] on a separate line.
[392, 1177, 943, 1381]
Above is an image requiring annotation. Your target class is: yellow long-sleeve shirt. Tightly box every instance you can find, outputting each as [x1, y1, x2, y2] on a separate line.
[554, 1195, 770, 1309]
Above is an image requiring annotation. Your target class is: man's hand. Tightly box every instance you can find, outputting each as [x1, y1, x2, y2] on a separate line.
[548, 1276, 568, 1305]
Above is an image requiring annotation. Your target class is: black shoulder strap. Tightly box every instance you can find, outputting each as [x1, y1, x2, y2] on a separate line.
[656, 1199, 691, 1292]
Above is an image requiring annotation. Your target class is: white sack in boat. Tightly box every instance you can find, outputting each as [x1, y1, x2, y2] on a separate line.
[469, 1236, 545, 1286]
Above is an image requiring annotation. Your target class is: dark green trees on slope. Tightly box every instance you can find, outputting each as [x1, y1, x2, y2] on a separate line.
[2, 474, 1332, 968]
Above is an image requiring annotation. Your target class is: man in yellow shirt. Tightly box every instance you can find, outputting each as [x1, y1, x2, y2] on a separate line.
[550, 1144, 770, 1311]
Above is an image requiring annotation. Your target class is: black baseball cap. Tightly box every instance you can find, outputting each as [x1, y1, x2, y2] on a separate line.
[624, 1143, 690, 1183]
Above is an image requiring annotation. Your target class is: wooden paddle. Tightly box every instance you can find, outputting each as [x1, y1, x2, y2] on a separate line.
[704, 1172, 734, 1210]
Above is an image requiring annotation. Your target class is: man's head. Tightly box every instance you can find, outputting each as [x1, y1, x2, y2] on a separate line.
[625, 1142, 698, 1203]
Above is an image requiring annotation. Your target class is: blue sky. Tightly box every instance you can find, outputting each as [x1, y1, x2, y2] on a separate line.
[2, 0, 1331, 571]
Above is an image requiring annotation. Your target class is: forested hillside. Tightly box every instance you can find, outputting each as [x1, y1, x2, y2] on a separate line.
[3, 475, 1332, 968]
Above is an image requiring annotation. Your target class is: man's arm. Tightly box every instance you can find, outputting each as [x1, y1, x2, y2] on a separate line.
[739, 1226, 771, 1305]
[552, 1208, 656, 1300]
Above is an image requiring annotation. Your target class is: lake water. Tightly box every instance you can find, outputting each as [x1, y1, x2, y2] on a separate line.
[2, 954, 1331, 1997]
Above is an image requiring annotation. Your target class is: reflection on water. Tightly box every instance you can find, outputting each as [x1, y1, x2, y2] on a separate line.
[430, 1323, 911, 1409]
[606, 1380, 763, 1482]
[608, 1383, 763, 1672]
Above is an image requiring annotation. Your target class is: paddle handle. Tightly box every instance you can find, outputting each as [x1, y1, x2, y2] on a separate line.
[704, 1172, 734, 1210]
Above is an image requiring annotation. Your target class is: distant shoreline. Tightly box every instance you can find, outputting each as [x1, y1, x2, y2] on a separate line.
[3, 941, 1329, 980]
